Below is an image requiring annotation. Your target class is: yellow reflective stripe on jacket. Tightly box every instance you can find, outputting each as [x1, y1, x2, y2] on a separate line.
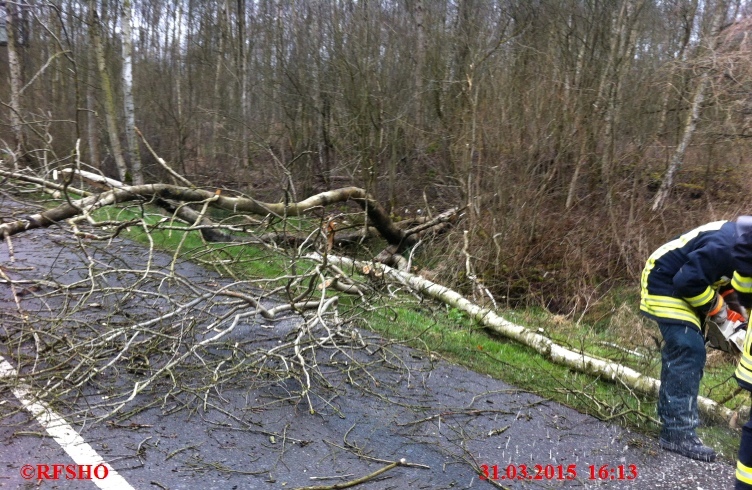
[737, 460, 752, 486]
[640, 221, 727, 327]
[640, 294, 700, 328]
[733, 271, 752, 294]
[736, 329, 752, 389]
[684, 286, 714, 308]
[640, 221, 726, 299]
[736, 355, 752, 386]
[736, 363, 752, 387]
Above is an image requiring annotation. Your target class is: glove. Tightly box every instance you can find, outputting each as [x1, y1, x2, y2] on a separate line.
[706, 294, 728, 329]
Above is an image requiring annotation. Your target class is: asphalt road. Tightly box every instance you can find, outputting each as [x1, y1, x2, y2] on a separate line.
[0, 196, 739, 489]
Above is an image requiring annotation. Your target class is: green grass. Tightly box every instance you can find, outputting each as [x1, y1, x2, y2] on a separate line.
[367, 304, 661, 423]
[88, 202, 298, 281]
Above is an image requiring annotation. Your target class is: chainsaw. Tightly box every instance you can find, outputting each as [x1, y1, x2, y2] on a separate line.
[706, 308, 748, 353]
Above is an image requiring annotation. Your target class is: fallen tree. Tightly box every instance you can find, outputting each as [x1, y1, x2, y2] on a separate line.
[1, 167, 740, 427]
[0, 169, 446, 251]
[314, 253, 741, 426]
[0, 186, 392, 420]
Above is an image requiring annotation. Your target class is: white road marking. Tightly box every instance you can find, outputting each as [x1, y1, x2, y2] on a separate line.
[0, 355, 136, 490]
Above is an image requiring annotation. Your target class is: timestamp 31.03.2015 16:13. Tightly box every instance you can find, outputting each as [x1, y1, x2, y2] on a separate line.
[478, 463, 638, 482]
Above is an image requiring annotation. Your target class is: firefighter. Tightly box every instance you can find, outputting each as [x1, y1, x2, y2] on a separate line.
[640, 217, 752, 463]
[735, 329, 752, 488]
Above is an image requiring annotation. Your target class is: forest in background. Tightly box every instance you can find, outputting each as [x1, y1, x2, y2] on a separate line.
[4, 0, 752, 315]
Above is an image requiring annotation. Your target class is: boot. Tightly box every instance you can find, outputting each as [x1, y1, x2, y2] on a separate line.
[660, 433, 717, 462]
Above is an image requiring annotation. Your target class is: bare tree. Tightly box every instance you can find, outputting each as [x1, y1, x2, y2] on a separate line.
[652, 0, 728, 211]
[210, 0, 229, 163]
[413, 0, 426, 131]
[596, 0, 646, 204]
[7, 0, 752, 322]
[656, 0, 700, 139]
[5, 0, 27, 166]
[90, 0, 129, 182]
[237, 0, 250, 169]
[121, 0, 142, 184]
[86, 43, 101, 169]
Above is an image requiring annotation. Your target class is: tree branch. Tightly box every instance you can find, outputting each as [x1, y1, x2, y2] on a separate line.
[1, 172, 420, 249]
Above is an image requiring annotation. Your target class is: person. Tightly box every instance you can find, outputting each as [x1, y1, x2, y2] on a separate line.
[640, 217, 752, 463]
[735, 327, 752, 488]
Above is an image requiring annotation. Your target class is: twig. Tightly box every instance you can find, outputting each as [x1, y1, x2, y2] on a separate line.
[322, 440, 430, 469]
[309, 474, 355, 481]
[4, 233, 15, 263]
[396, 408, 514, 427]
[135, 126, 194, 187]
[136, 436, 152, 462]
[0, 266, 24, 321]
[293, 459, 407, 490]
[717, 386, 744, 406]
[165, 443, 203, 461]
[0, 168, 89, 196]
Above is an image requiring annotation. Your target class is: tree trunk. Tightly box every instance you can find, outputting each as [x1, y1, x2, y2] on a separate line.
[121, 0, 142, 184]
[652, 0, 727, 211]
[211, 0, 229, 163]
[237, 0, 250, 169]
[312, 3, 330, 189]
[0, 174, 414, 251]
[86, 43, 101, 168]
[319, 253, 739, 426]
[90, 2, 129, 182]
[172, 0, 186, 176]
[5, 0, 27, 167]
[656, 0, 698, 139]
[597, 0, 645, 201]
[413, 0, 425, 131]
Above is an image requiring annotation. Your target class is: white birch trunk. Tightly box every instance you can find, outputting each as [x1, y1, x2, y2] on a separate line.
[317, 253, 739, 425]
[121, 0, 142, 184]
[90, 2, 129, 182]
[652, 1, 727, 211]
[86, 46, 101, 168]
[5, 0, 25, 166]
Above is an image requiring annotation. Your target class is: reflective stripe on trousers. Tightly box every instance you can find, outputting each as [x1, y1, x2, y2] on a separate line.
[738, 412, 752, 489]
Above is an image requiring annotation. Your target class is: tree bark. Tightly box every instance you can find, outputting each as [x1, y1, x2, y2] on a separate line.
[86, 42, 101, 168]
[90, 2, 129, 182]
[121, 0, 142, 184]
[318, 253, 739, 425]
[652, 0, 727, 211]
[0, 174, 414, 250]
[5, 0, 27, 167]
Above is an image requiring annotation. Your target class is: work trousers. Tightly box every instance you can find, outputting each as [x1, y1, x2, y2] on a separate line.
[657, 321, 706, 439]
[737, 408, 752, 489]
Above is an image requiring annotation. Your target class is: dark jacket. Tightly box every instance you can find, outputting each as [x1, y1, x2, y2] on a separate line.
[640, 218, 752, 329]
